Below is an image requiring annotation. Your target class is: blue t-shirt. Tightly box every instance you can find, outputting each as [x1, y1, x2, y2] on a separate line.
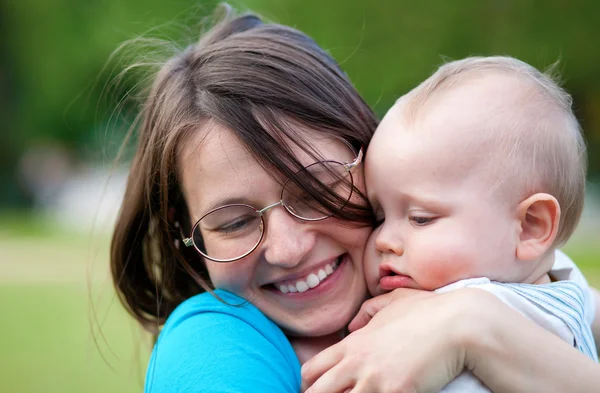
[145, 289, 301, 392]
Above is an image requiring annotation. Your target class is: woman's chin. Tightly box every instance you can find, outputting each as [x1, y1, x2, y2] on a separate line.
[286, 321, 345, 338]
[277, 298, 365, 338]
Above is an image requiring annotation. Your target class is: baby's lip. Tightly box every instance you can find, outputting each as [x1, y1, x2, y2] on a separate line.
[378, 261, 421, 291]
[379, 274, 421, 291]
[379, 261, 406, 279]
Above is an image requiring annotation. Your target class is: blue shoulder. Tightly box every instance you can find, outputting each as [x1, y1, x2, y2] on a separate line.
[145, 290, 301, 393]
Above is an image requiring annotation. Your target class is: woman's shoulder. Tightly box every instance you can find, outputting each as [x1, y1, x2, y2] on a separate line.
[145, 289, 301, 393]
[158, 289, 292, 348]
[160, 289, 265, 333]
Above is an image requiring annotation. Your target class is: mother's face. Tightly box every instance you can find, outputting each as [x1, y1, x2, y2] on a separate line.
[179, 123, 371, 337]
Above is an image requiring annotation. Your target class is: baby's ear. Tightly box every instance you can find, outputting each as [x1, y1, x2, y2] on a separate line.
[515, 193, 561, 261]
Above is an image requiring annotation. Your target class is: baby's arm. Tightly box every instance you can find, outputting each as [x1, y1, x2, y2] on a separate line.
[302, 288, 600, 393]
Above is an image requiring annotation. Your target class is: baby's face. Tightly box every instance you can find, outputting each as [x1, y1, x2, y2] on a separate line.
[364, 94, 527, 296]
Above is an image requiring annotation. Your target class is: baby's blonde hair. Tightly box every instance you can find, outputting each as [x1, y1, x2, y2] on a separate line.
[402, 56, 587, 246]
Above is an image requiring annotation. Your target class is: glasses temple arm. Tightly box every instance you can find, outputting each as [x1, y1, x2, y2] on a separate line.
[175, 221, 194, 247]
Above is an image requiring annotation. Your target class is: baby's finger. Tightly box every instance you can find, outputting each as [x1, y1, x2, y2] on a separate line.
[304, 361, 355, 393]
[348, 292, 395, 332]
[349, 289, 432, 332]
[301, 343, 344, 391]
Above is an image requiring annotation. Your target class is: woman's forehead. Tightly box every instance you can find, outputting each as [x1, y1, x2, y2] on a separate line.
[180, 121, 353, 175]
[178, 123, 354, 216]
[179, 125, 261, 214]
[182, 124, 259, 176]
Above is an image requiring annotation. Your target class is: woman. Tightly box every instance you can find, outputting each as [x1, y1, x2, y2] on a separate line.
[111, 8, 599, 393]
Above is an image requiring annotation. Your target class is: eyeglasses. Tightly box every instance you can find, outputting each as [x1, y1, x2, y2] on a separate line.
[182, 146, 363, 262]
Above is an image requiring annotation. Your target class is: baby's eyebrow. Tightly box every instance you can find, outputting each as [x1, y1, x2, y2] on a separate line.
[402, 191, 449, 209]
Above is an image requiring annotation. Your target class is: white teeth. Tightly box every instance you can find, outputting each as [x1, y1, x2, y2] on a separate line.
[317, 269, 327, 280]
[296, 281, 309, 292]
[306, 274, 319, 288]
[275, 257, 344, 294]
[325, 264, 334, 275]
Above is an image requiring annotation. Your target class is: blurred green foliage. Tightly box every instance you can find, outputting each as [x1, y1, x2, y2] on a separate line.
[0, 285, 149, 393]
[2, 0, 600, 206]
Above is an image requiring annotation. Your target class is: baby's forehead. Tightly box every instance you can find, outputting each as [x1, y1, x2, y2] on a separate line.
[371, 109, 491, 182]
[416, 74, 535, 125]
[391, 73, 557, 156]
[369, 78, 540, 193]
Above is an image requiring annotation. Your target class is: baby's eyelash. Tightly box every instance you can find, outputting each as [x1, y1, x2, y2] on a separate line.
[409, 215, 435, 225]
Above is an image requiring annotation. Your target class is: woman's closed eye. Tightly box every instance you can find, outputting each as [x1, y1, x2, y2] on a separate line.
[215, 215, 259, 235]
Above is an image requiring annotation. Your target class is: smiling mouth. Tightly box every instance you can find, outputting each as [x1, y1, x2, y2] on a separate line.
[270, 254, 345, 294]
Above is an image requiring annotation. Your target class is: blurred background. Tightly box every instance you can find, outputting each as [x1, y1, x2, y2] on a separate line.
[1, 0, 599, 392]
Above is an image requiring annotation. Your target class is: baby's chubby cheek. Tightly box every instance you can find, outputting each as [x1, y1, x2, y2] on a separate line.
[363, 230, 383, 296]
[412, 247, 479, 290]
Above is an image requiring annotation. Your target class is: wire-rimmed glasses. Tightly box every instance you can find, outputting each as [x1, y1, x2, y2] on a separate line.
[182, 146, 363, 262]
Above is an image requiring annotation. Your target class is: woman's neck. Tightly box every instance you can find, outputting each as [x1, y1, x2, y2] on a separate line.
[289, 331, 344, 365]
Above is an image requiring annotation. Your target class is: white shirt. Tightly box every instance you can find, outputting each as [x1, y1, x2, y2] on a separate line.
[435, 250, 597, 393]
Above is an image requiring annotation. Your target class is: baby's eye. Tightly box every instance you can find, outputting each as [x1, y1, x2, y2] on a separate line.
[409, 215, 434, 226]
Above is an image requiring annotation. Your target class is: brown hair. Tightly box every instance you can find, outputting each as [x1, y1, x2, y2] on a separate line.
[110, 7, 378, 333]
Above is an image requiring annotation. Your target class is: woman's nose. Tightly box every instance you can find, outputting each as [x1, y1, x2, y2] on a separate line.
[374, 223, 404, 256]
[261, 208, 316, 268]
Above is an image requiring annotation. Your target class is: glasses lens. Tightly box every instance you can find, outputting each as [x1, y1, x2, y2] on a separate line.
[193, 205, 263, 262]
[282, 161, 353, 220]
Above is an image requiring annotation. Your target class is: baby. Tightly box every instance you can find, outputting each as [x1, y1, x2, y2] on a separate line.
[363, 56, 598, 391]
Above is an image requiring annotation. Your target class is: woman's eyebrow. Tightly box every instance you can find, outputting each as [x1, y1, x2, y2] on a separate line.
[203, 196, 252, 213]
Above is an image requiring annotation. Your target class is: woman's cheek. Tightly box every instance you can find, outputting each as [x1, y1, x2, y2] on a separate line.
[335, 222, 371, 261]
[362, 230, 381, 296]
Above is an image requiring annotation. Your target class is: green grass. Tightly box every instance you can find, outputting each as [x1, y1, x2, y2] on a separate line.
[0, 284, 149, 393]
[0, 212, 149, 393]
[0, 211, 598, 393]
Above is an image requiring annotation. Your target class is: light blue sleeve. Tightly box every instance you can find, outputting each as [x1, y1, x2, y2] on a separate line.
[145, 290, 301, 393]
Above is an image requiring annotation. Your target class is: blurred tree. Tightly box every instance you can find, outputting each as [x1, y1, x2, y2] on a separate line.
[1, 0, 599, 207]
